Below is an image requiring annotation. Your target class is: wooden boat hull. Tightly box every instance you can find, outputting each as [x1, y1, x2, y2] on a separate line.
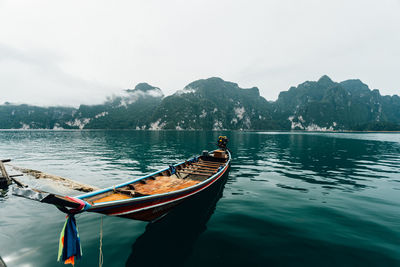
[87, 161, 230, 221]
[71, 149, 232, 221]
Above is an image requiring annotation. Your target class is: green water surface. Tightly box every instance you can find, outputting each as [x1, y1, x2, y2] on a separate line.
[0, 131, 399, 266]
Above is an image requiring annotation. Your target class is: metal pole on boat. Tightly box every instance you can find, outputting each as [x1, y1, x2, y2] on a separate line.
[0, 159, 12, 187]
[0, 159, 28, 188]
[0, 255, 7, 267]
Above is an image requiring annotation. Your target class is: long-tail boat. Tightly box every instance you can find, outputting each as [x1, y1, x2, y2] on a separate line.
[12, 136, 230, 265]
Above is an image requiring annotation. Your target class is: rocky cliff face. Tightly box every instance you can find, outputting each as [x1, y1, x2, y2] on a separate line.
[273, 75, 400, 131]
[0, 76, 399, 131]
[147, 77, 277, 130]
[0, 104, 76, 129]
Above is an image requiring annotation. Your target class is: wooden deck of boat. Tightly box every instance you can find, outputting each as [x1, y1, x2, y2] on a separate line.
[92, 192, 131, 203]
[134, 176, 200, 195]
[87, 159, 226, 204]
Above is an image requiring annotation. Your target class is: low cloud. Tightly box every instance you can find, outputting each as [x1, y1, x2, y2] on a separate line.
[0, 0, 399, 106]
[0, 44, 115, 106]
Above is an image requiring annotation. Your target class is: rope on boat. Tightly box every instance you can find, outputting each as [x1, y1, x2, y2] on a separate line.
[99, 216, 104, 267]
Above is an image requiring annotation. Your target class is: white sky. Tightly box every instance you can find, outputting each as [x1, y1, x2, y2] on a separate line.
[0, 0, 399, 107]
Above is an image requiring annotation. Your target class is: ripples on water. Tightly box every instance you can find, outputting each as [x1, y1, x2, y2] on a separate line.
[0, 131, 399, 266]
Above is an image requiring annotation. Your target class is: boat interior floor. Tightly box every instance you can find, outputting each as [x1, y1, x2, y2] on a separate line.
[85, 159, 226, 204]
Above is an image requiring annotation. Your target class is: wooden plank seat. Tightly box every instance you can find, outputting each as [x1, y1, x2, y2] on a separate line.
[178, 170, 213, 176]
[114, 188, 148, 197]
[190, 164, 220, 169]
[188, 165, 218, 171]
[184, 169, 216, 174]
[183, 167, 217, 173]
[193, 161, 222, 167]
[199, 160, 221, 164]
[190, 163, 222, 170]
[183, 171, 215, 176]
[116, 188, 135, 196]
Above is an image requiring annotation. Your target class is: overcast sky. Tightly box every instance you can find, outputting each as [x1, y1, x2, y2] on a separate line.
[0, 0, 399, 107]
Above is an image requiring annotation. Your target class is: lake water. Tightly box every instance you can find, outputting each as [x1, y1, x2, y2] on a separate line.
[0, 131, 399, 266]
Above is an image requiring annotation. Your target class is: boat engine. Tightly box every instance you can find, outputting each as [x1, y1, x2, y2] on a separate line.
[217, 136, 229, 150]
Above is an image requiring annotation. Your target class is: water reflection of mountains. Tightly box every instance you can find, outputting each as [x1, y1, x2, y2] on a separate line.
[229, 134, 400, 193]
[126, 172, 229, 267]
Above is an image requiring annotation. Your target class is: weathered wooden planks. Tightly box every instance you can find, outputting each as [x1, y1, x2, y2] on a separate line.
[187, 165, 218, 171]
[194, 162, 221, 167]
[199, 160, 221, 164]
[178, 170, 212, 176]
[134, 176, 200, 195]
[182, 168, 212, 172]
[93, 192, 132, 203]
[9, 164, 98, 192]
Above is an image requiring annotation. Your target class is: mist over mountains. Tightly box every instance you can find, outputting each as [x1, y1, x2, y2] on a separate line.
[1, 76, 399, 131]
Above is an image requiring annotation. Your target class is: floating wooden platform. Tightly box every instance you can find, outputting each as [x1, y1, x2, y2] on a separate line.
[9, 165, 98, 192]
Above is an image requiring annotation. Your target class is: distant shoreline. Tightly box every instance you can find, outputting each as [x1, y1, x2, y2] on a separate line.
[0, 129, 399, 133]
